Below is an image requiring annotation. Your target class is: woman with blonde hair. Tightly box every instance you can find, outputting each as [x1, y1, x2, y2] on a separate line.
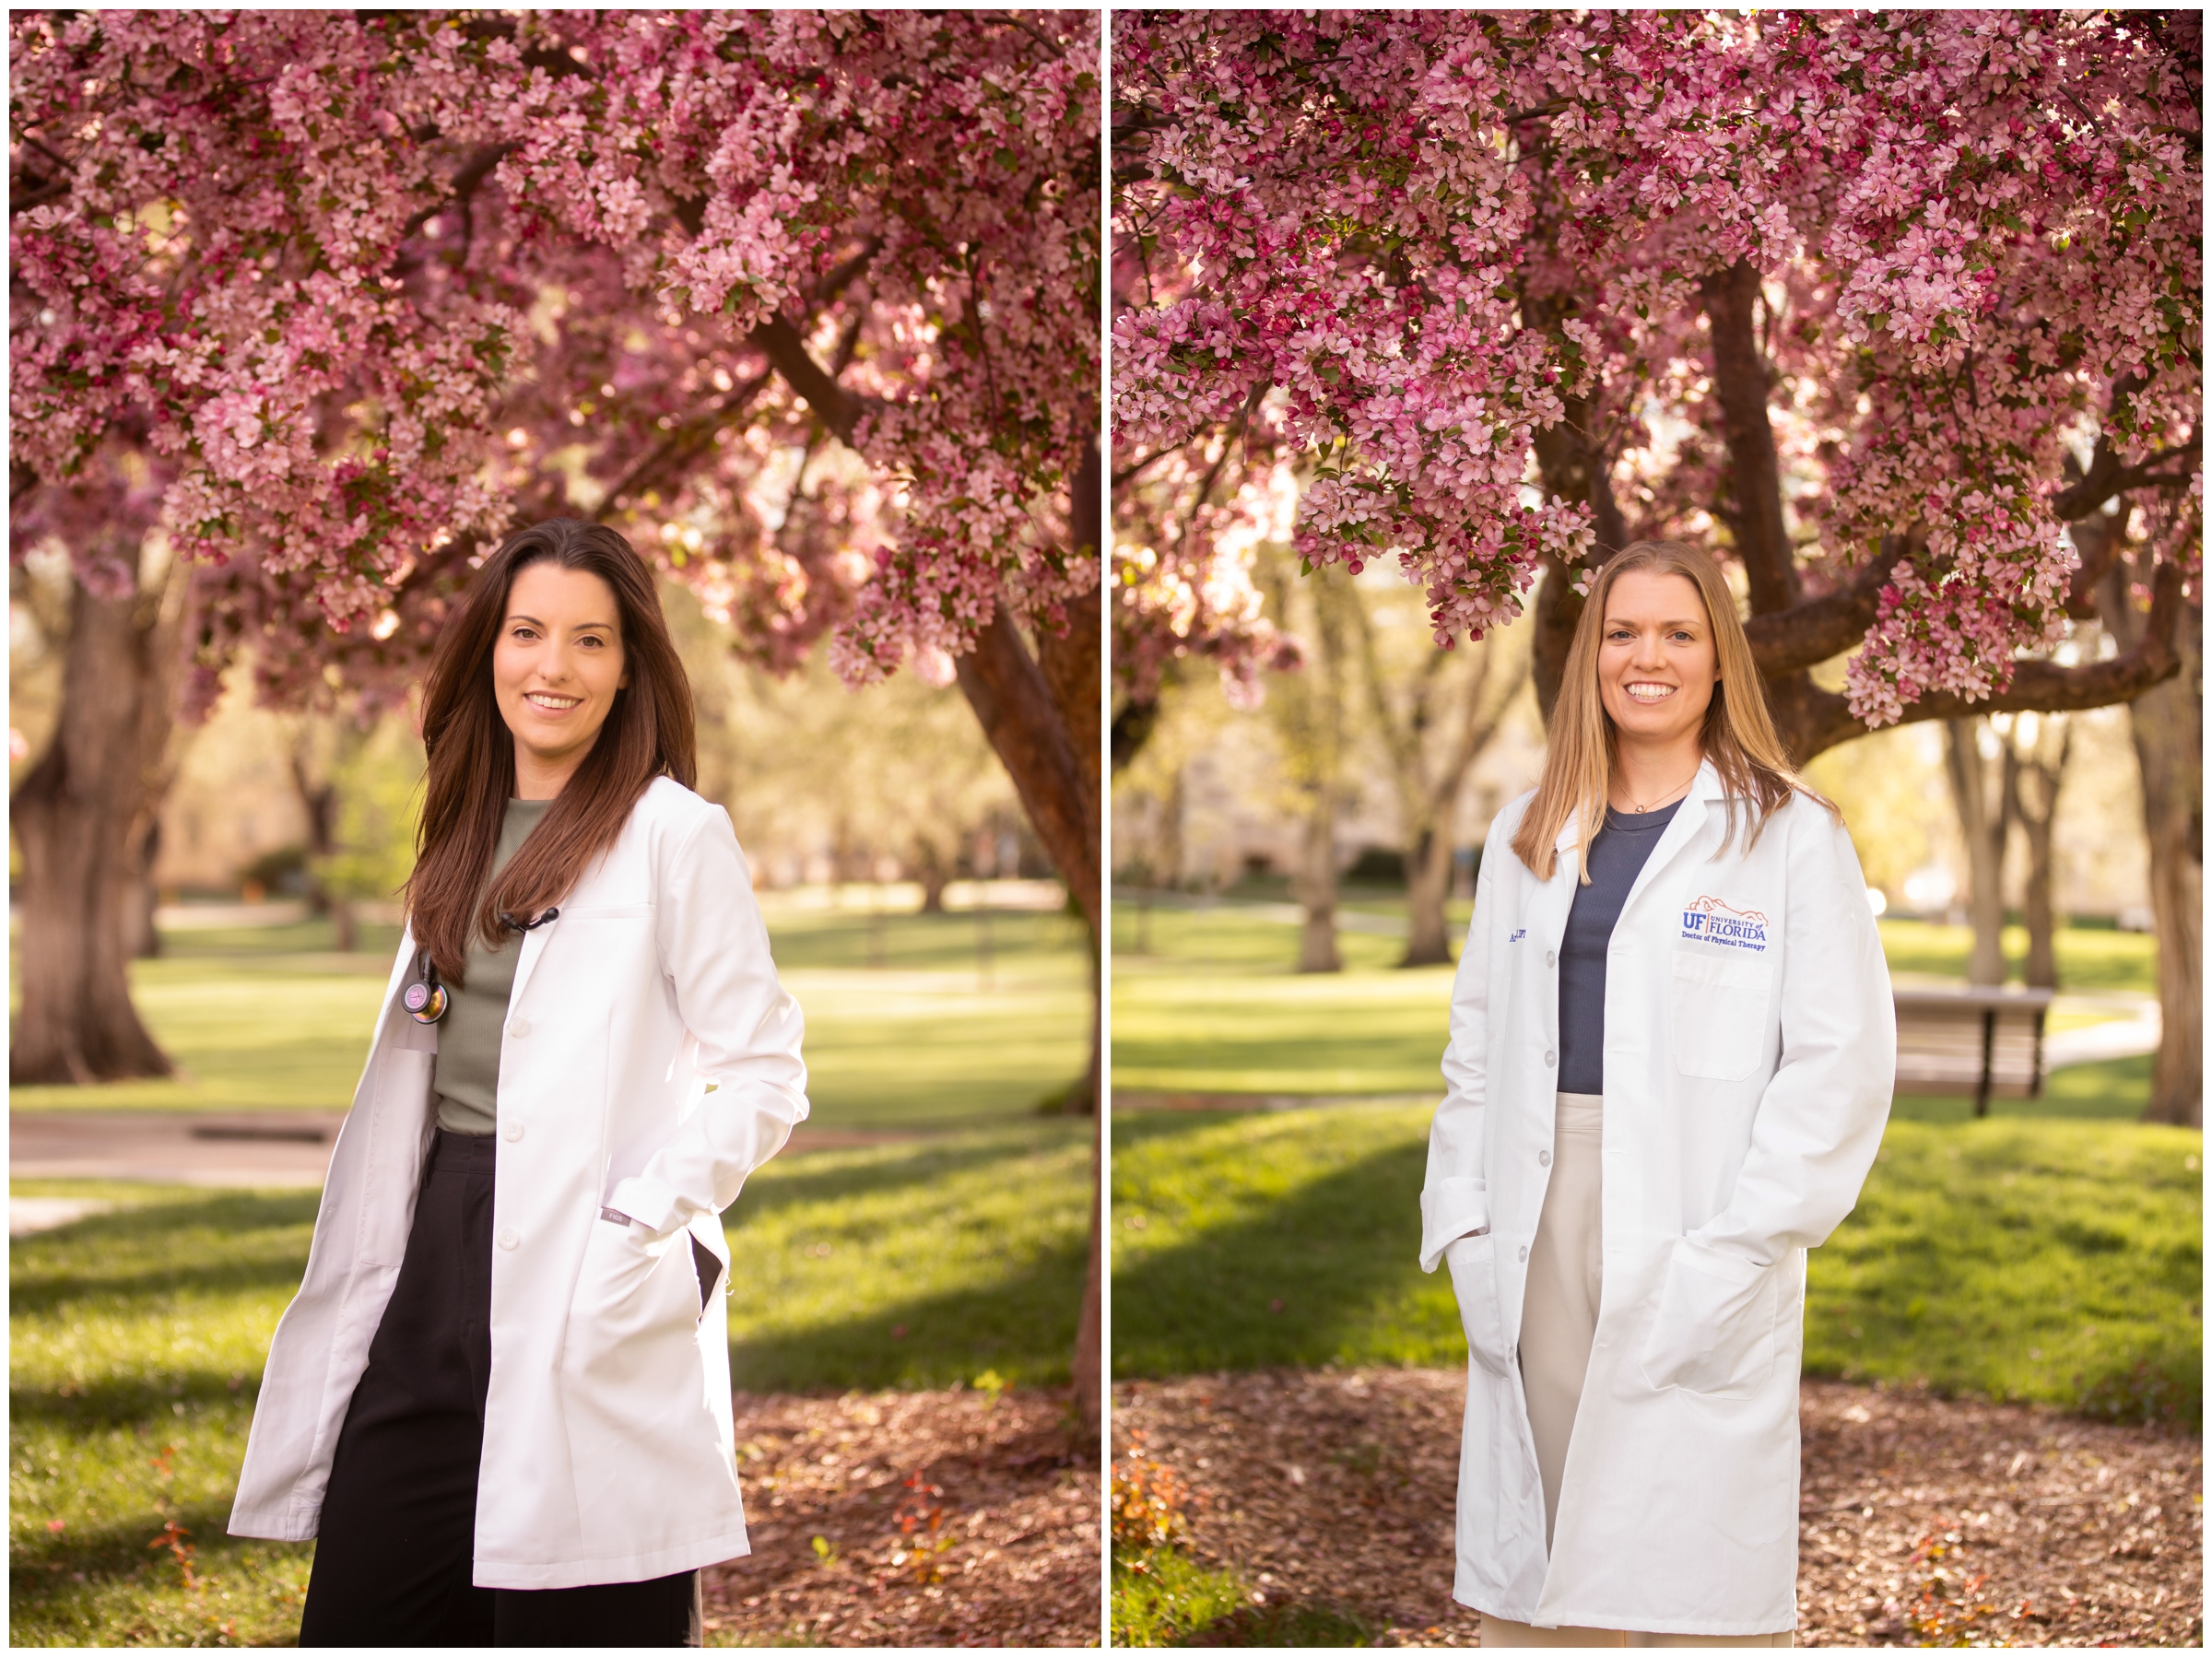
[1422, 540, 1895, 1644]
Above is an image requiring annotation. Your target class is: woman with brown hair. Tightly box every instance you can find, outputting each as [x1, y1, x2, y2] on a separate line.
[229, 519, 807, 1646]
[1421, 540, 1895, 1644]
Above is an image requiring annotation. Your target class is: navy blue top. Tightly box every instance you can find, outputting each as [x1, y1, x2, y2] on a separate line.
[1557, 799, 1683, 1095]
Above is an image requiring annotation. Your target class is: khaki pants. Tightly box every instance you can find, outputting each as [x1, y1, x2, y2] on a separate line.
[1479, 1613, 1792, 1647]
[1484, 1093, 1791, 1650]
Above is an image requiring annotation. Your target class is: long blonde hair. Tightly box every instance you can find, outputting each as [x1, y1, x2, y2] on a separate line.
[1511, 540, 1833, 883]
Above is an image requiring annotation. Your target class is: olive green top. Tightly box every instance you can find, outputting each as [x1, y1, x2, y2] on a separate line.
[432, 797, 553, 1135]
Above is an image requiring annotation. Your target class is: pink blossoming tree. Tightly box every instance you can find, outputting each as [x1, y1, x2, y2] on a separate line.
[1113, 9, 2200, 1121]
[13, 8, 1102, 1409]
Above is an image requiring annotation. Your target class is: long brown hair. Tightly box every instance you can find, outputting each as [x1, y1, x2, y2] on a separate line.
[1510, 539, 1832, 883]
[405, 519, 697, 981]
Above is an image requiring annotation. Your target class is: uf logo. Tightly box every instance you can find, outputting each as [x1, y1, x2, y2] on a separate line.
[1680, 896, 1770, 951]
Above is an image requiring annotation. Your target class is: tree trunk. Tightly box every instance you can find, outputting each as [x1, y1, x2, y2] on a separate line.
[2003, 719, 2070, 991]
[1068, 966, 1102, 1445]
[2100, 550, 2203, 1127]
[287, 731, 359, 951]
[1281, 566, 1352, 974]
[1292, 799, 1343, 974]
[1941, 718, 2009, 986]
[760, 324, 1105, 1422]
[912, 840, 951, 914]
[123, 816, 162, 960]
[1403, 828, 1456, 967]
[10, 560, 183, 1085]
[954, 603, 1100, 944]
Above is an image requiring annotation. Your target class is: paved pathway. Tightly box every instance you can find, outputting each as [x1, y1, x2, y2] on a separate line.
[8, 1111, 924, 1232]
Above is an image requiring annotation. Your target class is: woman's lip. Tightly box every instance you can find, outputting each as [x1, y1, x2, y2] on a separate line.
[524, 691, 583, 713]
[1625, 682, 1677, 701]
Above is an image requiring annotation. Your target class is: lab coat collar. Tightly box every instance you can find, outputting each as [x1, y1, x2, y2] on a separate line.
[507, 909, 559, 1010]
[1614, 758, 1726, 919]
[1552, 758, 1726, 856]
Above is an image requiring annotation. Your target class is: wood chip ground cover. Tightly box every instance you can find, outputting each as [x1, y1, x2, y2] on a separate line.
[1113, 1369, 2201, 1647]
[702, 1387, 1100, 1646]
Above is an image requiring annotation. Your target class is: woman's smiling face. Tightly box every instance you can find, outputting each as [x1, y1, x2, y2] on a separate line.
[492, 559, 629, 797]
[1596, 569, 1720, 749]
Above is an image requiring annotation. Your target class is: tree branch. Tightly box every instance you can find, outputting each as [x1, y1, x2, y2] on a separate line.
[1700, 260, 1799, 614]
[592, 368, 773, 523]
[954, 607, 1101, 939]
[748, 317, 865, 444]
[2051, 431, 2203, 521]
[1767, 561, 2187, 762]
[1743, 543, 1899, 676]
[394, 141, 517, 247]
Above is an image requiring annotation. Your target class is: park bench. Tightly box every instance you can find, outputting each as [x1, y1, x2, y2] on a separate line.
[1892, 985, 2056, 1116]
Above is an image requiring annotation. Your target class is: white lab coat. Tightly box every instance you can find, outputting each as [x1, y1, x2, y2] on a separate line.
[229, 777, 807, 1590]
[1422, 762, 1894, 1636]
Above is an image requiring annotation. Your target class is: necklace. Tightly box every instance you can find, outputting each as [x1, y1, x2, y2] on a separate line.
[1616, 767, 1698, 815]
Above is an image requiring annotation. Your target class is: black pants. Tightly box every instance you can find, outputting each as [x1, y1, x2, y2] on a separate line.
[300, 1131, 703, 1647]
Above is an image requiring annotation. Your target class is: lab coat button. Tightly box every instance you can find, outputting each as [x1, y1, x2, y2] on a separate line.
[502, 1122, 524, 1143]
[1517, 1244, 1529, 1263]
[1538, 1149, 1551, 1167]
[497, 1228, 518, 1251]
[507, 1017, 531, 1039]
[1546, 950, 1557, 968]
[1543, 1049, 1556, 1067]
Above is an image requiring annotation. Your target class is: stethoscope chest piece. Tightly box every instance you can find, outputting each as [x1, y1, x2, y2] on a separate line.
[406, 950, 449, 1024]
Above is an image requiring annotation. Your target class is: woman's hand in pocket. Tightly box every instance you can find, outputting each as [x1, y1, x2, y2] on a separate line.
[1446, 1230, 1514, 1379]
[1637, 1239, 1780, 1397]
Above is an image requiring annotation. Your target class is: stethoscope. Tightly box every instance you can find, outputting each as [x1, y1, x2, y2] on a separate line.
[404, 909, 561, 1025]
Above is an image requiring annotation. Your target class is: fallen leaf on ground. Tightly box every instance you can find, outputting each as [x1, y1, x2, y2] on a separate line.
[704, 1386, 1100, 1646]
[1113, 1369, 2202, 1647]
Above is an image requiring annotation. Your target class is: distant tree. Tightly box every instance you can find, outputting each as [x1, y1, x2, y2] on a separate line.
[1351, 606, 1527, 967]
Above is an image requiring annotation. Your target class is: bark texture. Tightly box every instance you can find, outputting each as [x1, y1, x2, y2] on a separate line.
[2003, 720, 2071, 990]
[1264, 561, 1355, 974]
[1942, 719, 2011, 987]
[2100, 547, 2202, 1128]
[11, 554, 185, 1084]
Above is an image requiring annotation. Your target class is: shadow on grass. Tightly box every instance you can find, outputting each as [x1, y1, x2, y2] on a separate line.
[729, 1240, 1087, 1393]
[8, 1191, 322, 1319]
[10, 1370, 273, 1430]
[1109, 1115, 1435, 1379]
[7, 1494, 252, 1581]
[732, 1126, 1081, 1216]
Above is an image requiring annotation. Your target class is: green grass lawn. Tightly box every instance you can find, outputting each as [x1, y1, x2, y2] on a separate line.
[9, 1120, 1089, 1647]
[12, 904, 1091, 1131]
[1110, 1105, 2202, 1428]
[1111, 905, 2159, 1110]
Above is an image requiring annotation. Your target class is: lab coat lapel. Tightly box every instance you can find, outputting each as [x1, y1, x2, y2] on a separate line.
[506, 911, 558, 1012]
[1523, 811, 1587, 958]
[1614, 760, 1724, 923]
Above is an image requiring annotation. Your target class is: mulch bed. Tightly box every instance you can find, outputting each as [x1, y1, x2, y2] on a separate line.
[702, 1386, 1101, 1646]
[1113, 1368, 2202, 1647]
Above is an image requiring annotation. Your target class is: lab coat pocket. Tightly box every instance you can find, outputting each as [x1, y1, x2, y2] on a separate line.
[1668, 952, 1772, 1081]
[1446, 1232, 1513, 1379]
[1638, 1239, 1780, 1398]
[565, 1216, 698, 1387]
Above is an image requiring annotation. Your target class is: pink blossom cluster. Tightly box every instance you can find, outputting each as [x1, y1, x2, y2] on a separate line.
[11, 10, 1100, 704]
[1113, 440, 1300, 713]
[1113, 11, 2199, 726]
